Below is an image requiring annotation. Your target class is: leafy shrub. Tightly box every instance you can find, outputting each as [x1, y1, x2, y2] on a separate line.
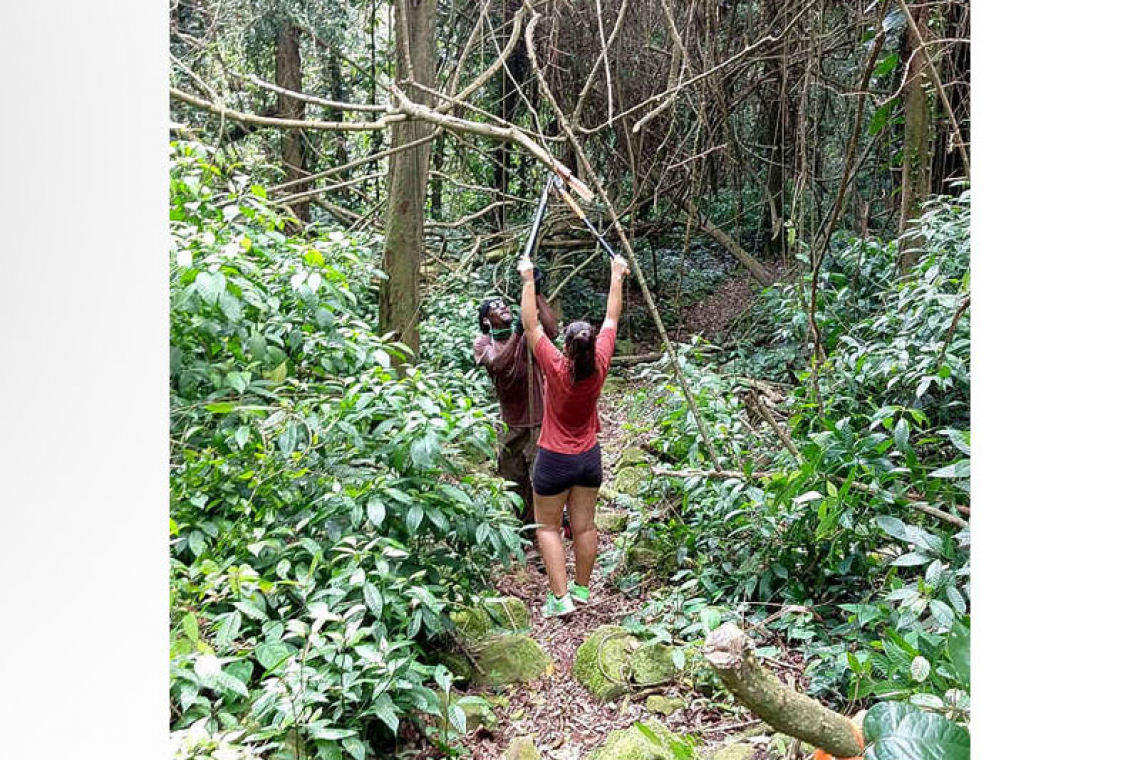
[616, 193, 970, 714]
[169, 141, 522, 759]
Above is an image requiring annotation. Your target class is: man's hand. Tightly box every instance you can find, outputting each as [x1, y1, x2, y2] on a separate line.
[611, 254, 630, 280]
[517, 255, 535, 280]
[533, 266, 545, 294]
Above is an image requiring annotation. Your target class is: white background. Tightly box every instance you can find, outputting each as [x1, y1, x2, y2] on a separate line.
[2, 1, 1138, 757]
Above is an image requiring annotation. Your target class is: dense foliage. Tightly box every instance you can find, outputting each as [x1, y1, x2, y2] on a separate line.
[169, 142, 524, 759]
[614, 193, 970, 721]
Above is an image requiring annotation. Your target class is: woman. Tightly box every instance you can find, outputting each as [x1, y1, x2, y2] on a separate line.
[517, 251, 629, 617]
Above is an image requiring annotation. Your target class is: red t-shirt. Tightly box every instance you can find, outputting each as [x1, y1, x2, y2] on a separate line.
[532, 324, 616, 454]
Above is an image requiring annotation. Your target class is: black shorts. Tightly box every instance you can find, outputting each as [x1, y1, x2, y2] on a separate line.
[532, 444, 603, 496]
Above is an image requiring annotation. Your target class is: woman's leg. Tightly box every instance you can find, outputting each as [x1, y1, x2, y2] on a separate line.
[566, 486, 600, 586]
[534, 490, 570, 596]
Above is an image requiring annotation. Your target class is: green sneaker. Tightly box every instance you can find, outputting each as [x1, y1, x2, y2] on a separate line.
[568, 582, 590, 605]
[542, 592, 576, 618]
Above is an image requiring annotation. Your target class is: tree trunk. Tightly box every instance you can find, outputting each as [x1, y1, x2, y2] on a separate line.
[898, 4, 932, 272]
[325, 48, 349, 173]
[704, 623, 863, 759]
[275, 23, 308, 225]
[379, 0, 437, 358]
[493, 0, 526, 232]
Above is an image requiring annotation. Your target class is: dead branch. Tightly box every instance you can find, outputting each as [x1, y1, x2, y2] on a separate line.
[704, 623, 864, 759]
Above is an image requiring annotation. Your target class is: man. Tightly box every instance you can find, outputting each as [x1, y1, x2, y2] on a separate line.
[473, 269, 559, 528]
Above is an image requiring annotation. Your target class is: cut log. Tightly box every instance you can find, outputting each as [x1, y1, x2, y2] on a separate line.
[704, 623, 863, 759]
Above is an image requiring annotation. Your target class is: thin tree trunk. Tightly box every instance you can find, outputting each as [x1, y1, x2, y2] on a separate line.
[898, 4, 932, 271]
[276, 23, 308, 225]
[379, 0, 437, 358]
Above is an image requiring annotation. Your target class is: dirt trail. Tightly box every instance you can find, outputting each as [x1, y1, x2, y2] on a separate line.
[456, 379, 779, 760]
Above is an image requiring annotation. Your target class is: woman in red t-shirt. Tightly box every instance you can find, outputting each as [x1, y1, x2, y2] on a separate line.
[518, 252, 629, 617]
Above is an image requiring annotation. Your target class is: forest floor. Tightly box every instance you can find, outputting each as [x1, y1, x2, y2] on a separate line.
[453, 374, 809, 760]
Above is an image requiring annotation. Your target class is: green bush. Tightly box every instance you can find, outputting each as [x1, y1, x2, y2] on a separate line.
[169, 141, 523, 759]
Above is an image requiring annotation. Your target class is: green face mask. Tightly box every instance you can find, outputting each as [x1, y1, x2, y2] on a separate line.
[490, 325, 514, 341]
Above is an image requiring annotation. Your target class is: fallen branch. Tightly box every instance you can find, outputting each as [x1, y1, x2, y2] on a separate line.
[704, 623, 863, 759]
[683, 199, 775, 284]
[169, 86, 404, 131]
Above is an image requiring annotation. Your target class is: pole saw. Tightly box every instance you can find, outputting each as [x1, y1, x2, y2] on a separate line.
[519, 171, 618, 263]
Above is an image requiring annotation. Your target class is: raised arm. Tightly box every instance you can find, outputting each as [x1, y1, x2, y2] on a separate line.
[518, 256, 544, 350]
[536, 293, 558, 337]
[602, 255, 630, 332]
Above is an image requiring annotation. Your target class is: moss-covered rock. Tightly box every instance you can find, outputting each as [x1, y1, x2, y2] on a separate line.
[645, 695, 686, 716]
[458, 697, 498, 732]
[709, 742, 757, 760]
[503, 735, 541, 760]
[617, 447, 650, 469]
[573, 625, 638, 702]
[484, 596, 531, 632]
[436, 651, 475, 684]
[595, 508, 629, 533]
[451, 607, 495, 642]
[473, 635, 551, 686]
[624, 533, 678, 576]
[631, 643, 679, 685]
[612, 468, 645, 496]
[589, 720, 688, 760]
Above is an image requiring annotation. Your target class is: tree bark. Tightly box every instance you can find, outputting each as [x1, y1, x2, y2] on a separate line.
[704, 623, 863, 759]
[379, 0, 437, 358]
[275, 23, 308, 225]
[898, 4, 932, 272]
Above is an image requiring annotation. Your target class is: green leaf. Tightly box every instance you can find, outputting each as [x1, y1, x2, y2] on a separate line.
[194, 271, 226, 305]
[254, 642, 294, 672]
[863, 701, 970, 760]
[929, 599, 955, 629]
[910, 655, 930, 682]
[930, 460, 970, 479]
[371, 693, 400, 733]
[948, 620, 970, 688]
[181, 613, 199, 642]
[308, 727, 357, 741]
[343, 737, 366, 760]
[868, 98, 897, 137]
[447, 703, 467, 736]
[410, 431, 441, 469]
[366, 497, 386, 527]
[363, 583, 384, 618]
[266, 361, 289, 383]
[876, 516, 910, 541]
[216, 610, 242, 648]
[893, 418, 911, 453]
[303, 249, 326, 266]
[892, 552, 930, 567]
[212, 670, 249, 698]
[874, 52, 899, 78]
[205, 402, 235, 414]
[225, 371, 250, 394]
[406, 504, 424, 535]
[234, 600, 267, 620]
[945, 586, 967, 615]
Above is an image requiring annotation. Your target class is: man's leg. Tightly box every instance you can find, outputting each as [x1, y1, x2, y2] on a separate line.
[519, 427, 540, 527]
[497, 427, 533, 525]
